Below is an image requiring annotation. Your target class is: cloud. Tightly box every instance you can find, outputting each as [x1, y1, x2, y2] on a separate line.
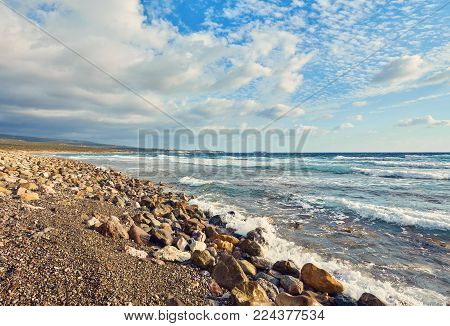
[352, 114, 363, 121]
[255, 104, 304, 119]
[352, 101, 368, 107]
[373, 55, 430, 85]
[333, 122, 354, 131]
[397, 115, 450, 127]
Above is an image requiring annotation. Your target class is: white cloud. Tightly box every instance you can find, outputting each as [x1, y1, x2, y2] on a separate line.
[255, 104, 304, 119]
[334, 122, 354, 130]
[353, 114, 363, 121]
[352, 101, 368, 107]
[397, 115, 450, 127]
[373, 55, 430, 85]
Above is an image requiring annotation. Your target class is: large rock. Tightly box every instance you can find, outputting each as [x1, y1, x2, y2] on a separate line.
[187, 239, 207, 252]
[280, 275, 304, 295]
[272, 260, 300, 278]
[238, 259, 257, 276]
[239, 239, 263, 256]
[173, 236, 188, 251]
[154, 246, 191, 262]
[357, 293, 386, 306]
[98, 218, 129, 239]
[124, 245, 148, 259]
[250, 256, 272, 271]
[246, 227, 267, 245]
[212, 254, 248, 290]
[191, 250, 214, 269]
[128, 225, 150, 245]
[231, 281, 271, 306]
[256, 279, 279, 302]
[150, 228, 173, 246]
[213, 239, 234, 252]
[255, 272, 279, 286]
[301, 263, 343, 295]
[218, 234, 239, 245]
[275, 293, 322, 306]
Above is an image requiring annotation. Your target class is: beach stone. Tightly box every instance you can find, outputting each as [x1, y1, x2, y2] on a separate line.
[301, 263, 343, 295]
[357, 293, 386, 306]
[256, 278, 279, 302]
[191, 250, 214, 269]
[212, 254, 248, 290]
[246, 227, 267, 245]
[98, 218, 129, 239]
[218, 234, 239, 245]
[231, 281, 271, 306]
[124, 245, 148, 259]
[267, 269, 283, 279]
[191, 230, 206, 242]
[187, 239, 207, 252]
[208, 280, 223, 296]
[154, 246, 191, 262]
[128, 225, 150, 245]
[250, 256, 272, 271]
[173, 236, 188, 251]
[20, 182, 38, 190]
[275, 293, 322, 306]
[255, 272, 280, 286]
[272, 260, 300, 278]
[280, 275, 304, 295]
[238, 259, 257, 276]
[166, 297, 185, 306]
[304, 290, 332, 305]
[330, 294, 357, 306]
[20, 192, 40, 202]
[85, 216, 102, 228]
[0, 186, 12, 196]
[213, 239, 234, 252]
[150, 228, 173, 247]
[239, 239, 263, 256]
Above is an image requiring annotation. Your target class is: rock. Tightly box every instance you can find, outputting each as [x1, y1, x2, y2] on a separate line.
[20, 192, 40, 202]
[301, 263, 343, 295]
[357, 293, 386, 306]
[20, 182, 38, 190]
[280, 275, 304, 295]
[173, 236, 188, 251]
[128, 225, 150, 245]
[212, 254, 248, 290]
[0, 186, 12, 196]
[238, 259, 257, 276]
[124, 245, 148, 259]
[267, 269, 283, 279]
[213, 239, 234, 252]
[250, 256, 272, 271]
[85, 216, 102, 228]
[255, 272, 280, 286]
[187, 239, 207, 252]
[330, 294, 356, 306]
[191, 230, 206, 242]
[239, 239, 263, 256]
[191, 250, 214, 269]
[231, 281, 271, 306]
[166, 297, 185, 306]
[218, 234, 239, 245]
[272, 260, 300, 278]
[275, 293, 322, 306]
[304, 290, 332, 305]
[256, 279, 279, 302]
[208, 280, 223, 296]
[246, 227, 267, 245]
[150, 228, 173, 247]
[154, 246, 191, 262]
[98, 218, 129, 239]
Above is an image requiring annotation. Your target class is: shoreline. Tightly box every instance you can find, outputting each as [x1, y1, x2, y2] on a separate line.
[0, 149, 387, 306]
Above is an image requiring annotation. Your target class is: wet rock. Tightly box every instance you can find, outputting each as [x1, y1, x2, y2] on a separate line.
[275, 293, 322, 306]
[238, 259, 257, 276]
[154, 246, 191, 262]
[301, 263, 343, 295]
[239, 239, 263, 256]
[231, 281, 271, 306]
[213, 239, 234, 252]
[256, 279, 279, 302]
[304, 290, 331, 306]
[246, 227, 267, 245]
[330, 294, 357, 306]
[218, 234, 239, 245]
[272, 260, 300, 278]
[249, 256, 272, 271]
[280, 275, 304, 295]
[255, 272, 280, 286]
[212, 254, 248, 290]
[128, 225, 150, 245]
[191, 250, 214, 269]
[357, 293, 386, 306]
[98, 218, 129, 239]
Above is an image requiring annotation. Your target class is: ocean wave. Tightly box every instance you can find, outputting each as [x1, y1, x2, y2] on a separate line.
[178, 176, 228, 186]
[190, 196, 447, 305]
[309, 196, 450, 231]
[351, 167, 450, 180]
[334, 155, 403, 161]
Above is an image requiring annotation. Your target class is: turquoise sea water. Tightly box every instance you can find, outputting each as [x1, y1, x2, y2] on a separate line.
[58, 152, 450, 305]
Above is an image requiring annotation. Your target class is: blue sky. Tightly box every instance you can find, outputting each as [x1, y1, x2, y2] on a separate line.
[0, 0, 449, 151]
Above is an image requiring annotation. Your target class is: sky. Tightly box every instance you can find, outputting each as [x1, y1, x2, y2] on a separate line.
[0, 0, 449, 152]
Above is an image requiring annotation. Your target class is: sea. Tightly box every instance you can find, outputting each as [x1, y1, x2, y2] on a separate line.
[57, 152, 450, 305]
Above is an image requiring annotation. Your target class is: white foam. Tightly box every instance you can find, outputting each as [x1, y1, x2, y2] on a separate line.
[179, 176, 228, 186]
[190, 196, 448, 306]
[352, 167, 450, 180]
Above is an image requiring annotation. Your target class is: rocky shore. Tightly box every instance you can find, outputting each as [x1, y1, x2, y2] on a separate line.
[0, 150, 386, 306]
